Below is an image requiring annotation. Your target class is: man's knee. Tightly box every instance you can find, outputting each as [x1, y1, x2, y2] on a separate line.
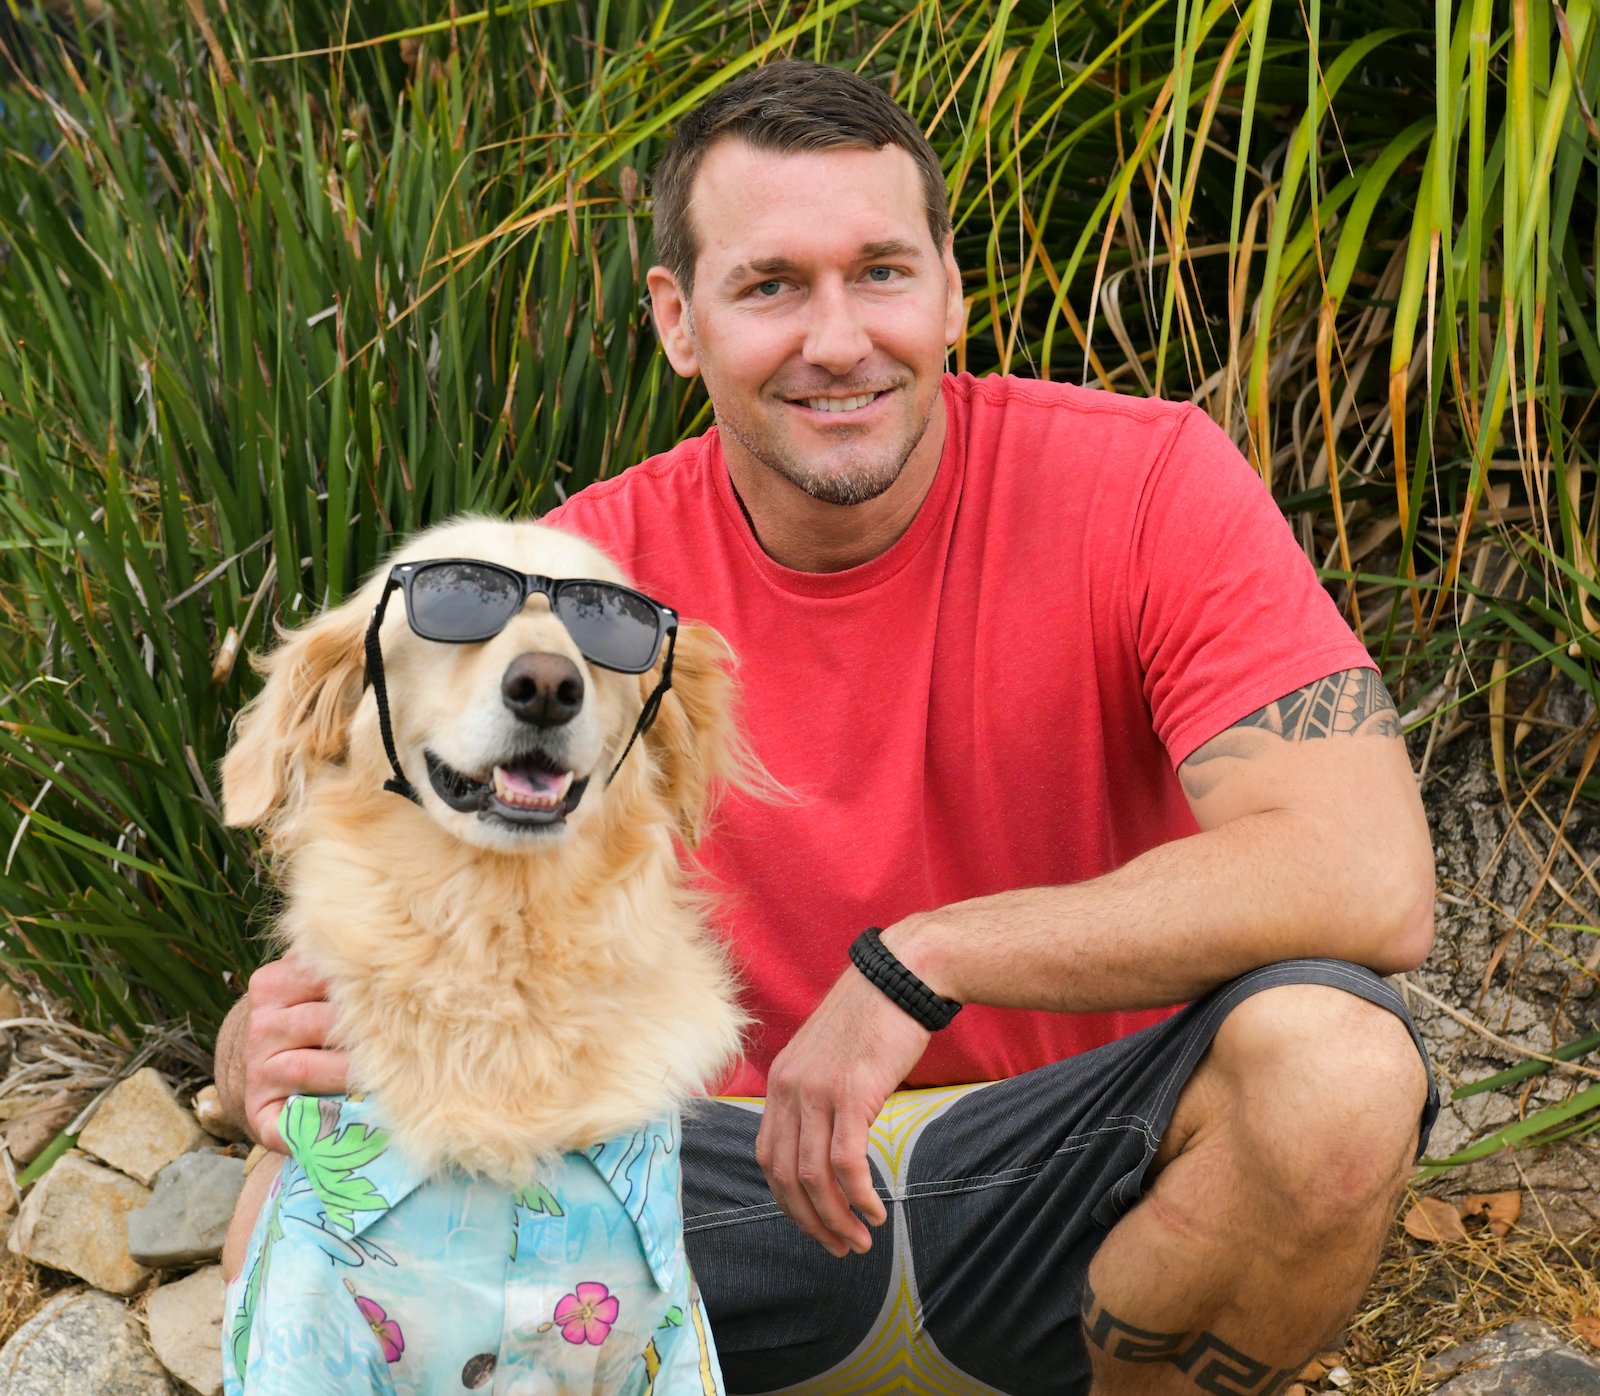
[222, 1152, 282, 1283]
[1169, 982, 1429, 1229]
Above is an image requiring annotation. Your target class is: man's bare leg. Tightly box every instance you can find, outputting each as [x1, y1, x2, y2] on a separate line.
[1082, 984, 1428, 1395]
[222, 1151, 283, 1283]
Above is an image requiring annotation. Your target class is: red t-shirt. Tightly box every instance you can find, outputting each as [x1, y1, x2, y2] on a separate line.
[545, 374, 1372, 1095]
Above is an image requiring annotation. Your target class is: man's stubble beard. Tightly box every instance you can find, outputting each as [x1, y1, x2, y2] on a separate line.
[713, 389, 940, 508]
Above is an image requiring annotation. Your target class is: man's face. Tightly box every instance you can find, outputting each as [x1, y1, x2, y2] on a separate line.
[648, 140, 964, 508]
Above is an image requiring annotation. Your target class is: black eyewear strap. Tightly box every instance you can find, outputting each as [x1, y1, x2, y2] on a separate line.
[361, 560, 679, 805]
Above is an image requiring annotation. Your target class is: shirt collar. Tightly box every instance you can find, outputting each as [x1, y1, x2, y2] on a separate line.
[279, 1096, 681, 1290]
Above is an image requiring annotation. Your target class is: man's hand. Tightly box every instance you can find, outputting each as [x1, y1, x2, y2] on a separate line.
[214, 956, 349, 1152]
[755, 950, 930, 1258]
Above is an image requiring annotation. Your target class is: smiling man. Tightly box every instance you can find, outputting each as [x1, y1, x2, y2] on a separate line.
[218, 61, 1438, 1396]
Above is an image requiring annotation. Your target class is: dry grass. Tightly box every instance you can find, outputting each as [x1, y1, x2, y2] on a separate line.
[0, 1247, 66, 1351]
[1313, 1193, 1600, 1394]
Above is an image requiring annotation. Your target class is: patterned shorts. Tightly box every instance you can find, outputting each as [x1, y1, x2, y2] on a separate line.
[684, 960, 1439, 1396]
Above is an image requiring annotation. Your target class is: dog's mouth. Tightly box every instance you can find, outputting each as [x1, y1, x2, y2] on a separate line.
[424, 749, 590, 829]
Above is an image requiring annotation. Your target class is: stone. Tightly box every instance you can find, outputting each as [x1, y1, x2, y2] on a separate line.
[0, 1288, 173, 1395]
[192, 1084, 248, 1143]
[146, 1266, 225, 1396]
[128, 1150, 246, 1266]
[1425, 1319, 1600, 1394]
[8, 1149, 152, 1294]
[78, 1067, 208, 1185]
[2, 1091, 84, 1166]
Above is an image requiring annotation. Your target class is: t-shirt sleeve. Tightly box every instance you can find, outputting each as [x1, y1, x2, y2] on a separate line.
[1130, 406, 1374, 768]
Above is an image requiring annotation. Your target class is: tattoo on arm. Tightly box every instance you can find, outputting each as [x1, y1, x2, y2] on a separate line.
[1080, 1280, 1299, 1395]
[1179, 670, 1401, 801]
[1234, 669, 1400, 742]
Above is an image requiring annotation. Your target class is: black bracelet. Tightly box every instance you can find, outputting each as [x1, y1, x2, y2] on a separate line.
[848, 927, 963, 1031]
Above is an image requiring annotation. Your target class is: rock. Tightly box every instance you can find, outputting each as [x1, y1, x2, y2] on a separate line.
[2, 1091, 84, 1166]
[0, 1288, 173, 1395]
[192, 1084, 248, 1143]
[1438, 1140, 1600, 1238]
[78, 1068, 208, 1185]
[146, 1266, 225, 1396]
[1425, 1319, 1600, 1394]
[128, 1150, 246, 1266]
[8, 1149, 152, 1294]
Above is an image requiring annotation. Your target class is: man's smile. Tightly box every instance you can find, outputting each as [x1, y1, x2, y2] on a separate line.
[782, 388, 893, 419]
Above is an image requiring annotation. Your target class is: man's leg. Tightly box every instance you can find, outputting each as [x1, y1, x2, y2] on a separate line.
[1081, 983, 1429, 1395]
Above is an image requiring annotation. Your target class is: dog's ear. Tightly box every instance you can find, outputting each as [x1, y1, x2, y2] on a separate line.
[221, 601, 371, 829]
[645, 621, 761, 846]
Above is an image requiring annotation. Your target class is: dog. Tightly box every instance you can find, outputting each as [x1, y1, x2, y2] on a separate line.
[219, 517, 748, 1395]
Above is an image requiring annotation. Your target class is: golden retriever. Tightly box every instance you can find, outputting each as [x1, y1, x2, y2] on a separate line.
[219, 516, 747, 1393]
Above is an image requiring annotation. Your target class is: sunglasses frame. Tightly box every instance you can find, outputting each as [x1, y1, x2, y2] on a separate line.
[381, 559, 678, 675]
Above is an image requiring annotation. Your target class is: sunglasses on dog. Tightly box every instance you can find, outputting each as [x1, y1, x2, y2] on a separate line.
[384, 560, 678, 673]
[364, 558, 680, 806]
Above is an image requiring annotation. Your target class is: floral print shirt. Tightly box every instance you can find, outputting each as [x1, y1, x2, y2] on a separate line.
[224, 1095, 725, 1395]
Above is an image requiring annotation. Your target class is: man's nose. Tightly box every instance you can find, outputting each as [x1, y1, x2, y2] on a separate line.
[501, 652, 584, 727]
[802, 281, 871, 377]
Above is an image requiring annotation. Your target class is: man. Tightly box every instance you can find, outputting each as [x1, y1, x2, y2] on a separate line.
[218, 61, 1437, 1395]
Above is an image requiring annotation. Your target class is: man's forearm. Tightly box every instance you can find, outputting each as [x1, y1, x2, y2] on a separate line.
[213, 995, 255, 1139]
[888, 806, 1434, 1015]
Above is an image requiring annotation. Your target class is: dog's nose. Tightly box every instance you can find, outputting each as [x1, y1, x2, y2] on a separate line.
[501, 652, 584, 727]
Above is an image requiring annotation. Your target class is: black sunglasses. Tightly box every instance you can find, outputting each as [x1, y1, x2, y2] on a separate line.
[363, 558, 680, 806]
[380, 559, 677, 673]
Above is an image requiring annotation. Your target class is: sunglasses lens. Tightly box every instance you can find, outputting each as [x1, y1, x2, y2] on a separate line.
[409, 563, 521, 641]
[555, 583, 662, 671]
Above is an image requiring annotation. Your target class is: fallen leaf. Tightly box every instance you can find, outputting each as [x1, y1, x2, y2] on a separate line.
[1345, 1331, 1381, 1365]
[1573, 1316, 1600, 1346]
[1404, 1196, 1469, 1243]
[1326, 1366, 1352, 1390]
[1460, 1190, 1522, 1237]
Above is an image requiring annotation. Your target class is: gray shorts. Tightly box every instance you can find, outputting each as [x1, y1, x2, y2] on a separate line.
[682, 958, 1439, 1396]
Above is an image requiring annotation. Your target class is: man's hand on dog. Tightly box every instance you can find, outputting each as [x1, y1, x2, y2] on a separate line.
[220, 955, 349, 1152]
[756, 939, 931, 1259]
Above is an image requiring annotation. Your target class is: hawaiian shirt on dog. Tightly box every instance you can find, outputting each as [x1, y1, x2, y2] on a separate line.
[224, 1095, 724, 1395]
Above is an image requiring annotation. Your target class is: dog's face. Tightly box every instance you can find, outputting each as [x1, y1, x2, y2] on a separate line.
[222, 518, 742, 855]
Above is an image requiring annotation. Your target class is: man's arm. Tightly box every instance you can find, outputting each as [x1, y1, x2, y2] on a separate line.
[213, 956, 348, 1151]
[755, 669, 1434, 1255]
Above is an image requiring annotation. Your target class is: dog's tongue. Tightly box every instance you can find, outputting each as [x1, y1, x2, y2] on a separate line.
[495, 762, 570, 800]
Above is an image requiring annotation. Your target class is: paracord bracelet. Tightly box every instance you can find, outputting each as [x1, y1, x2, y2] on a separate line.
[847, 926, 963, 1031]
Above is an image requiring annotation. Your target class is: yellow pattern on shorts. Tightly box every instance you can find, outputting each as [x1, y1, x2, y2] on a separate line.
[720, 1085, 1007, 1396]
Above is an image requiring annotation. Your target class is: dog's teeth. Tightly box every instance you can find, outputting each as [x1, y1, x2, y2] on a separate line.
[491, 765, 574, 809]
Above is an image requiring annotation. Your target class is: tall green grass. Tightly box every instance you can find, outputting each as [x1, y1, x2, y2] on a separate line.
[0, 1, 1595, 1062]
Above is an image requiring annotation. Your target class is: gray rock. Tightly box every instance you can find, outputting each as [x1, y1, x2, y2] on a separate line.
[78, 1068, 209, 1185]
[0, 1288, 173, 1395]
[8, 1149, 152, 1294]
[1426, 1319, 1600, 1394]
[146, 1266, 225, 1396]
[128, 1150, 246, 1267]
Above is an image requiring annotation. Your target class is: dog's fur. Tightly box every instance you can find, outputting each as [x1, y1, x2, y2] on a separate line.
[222, 517, 747, 1184]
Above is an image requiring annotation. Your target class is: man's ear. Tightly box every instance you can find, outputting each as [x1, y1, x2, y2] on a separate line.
[643, 622, 764, 846]
[220, 601, 372, 829]
[646, 265, 700, 378]
[941, 235, 966, 347]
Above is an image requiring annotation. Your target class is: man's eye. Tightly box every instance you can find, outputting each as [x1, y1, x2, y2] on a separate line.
[754, 280, 784, 297]
[865, 266, 898, 283]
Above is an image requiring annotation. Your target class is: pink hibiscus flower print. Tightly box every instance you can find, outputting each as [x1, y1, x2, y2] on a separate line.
[553, 1281, 620, 1345]
[354, 1294, 405, 1363]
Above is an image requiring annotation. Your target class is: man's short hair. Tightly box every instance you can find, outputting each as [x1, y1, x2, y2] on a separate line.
[650, 60, 951, 297]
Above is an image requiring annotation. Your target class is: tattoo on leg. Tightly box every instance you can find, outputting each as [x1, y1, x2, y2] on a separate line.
[1235, 669, 1400, 742]
[1079, 1280, 1299, 1395]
